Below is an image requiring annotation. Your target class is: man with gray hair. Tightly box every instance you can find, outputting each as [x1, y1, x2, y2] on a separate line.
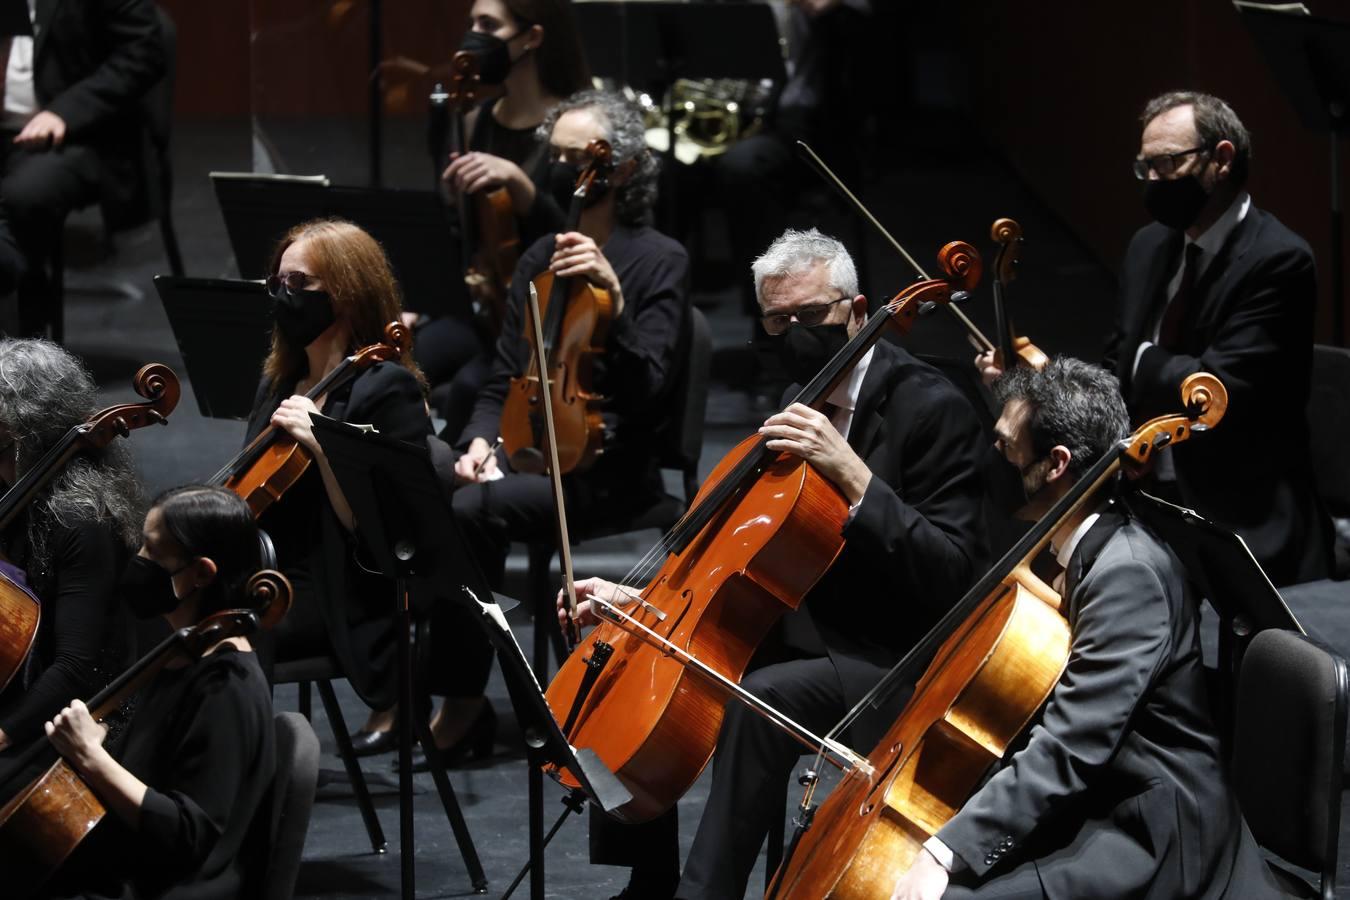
[892, 357, 1276, 899]
[565, 226, 988, 898]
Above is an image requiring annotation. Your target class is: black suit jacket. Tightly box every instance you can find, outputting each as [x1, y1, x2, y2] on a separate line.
[1104, 206, 1331, 585]
[938, 510, 1275, 899]
[31, 0, 164, 221]
[789, 342, 989, 749]
[246, 363, 432, 709]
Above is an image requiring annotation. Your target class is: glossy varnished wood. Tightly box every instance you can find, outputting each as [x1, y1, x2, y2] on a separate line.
[545, 434, 849, 823]
[0, 760, 105, 896]
[0, 574, 39, 693]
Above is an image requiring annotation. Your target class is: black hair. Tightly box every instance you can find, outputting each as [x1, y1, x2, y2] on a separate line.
[152, 485, 260, 619]
[993, 357, 1130, 480]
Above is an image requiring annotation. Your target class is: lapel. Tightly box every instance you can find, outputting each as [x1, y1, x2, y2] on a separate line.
[1189, 206, 1262, 334]
[848, 341, 895, 458]
[1128, 232, 1183, 361]
[34, 0, 59, 62]
[1063, 509, 1125, 619]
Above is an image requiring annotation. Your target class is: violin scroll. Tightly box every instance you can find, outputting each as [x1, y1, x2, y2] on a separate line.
[382, 320, 412, 356]
[447, 51, 481, 110]
[247, 569, 293, 631]
[936, 241, 982, 292]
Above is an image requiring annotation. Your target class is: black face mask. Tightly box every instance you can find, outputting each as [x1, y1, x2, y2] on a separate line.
[458, 29, 519, 85]
[547, 160, 609, 212]
[270, 285, 336, 348]
[1143, 175, 1210, 230]
[118, 555, 192, 620]
[982, 445, 1047, 518]
[775, 321, 850, 386]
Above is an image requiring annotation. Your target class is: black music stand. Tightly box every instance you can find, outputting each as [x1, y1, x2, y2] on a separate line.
[211, 173, 465, 316]
[1236, 2, 1350, 345]
[309, 417, 629, 900]
[573, 2, 786, 228]
[153, 276, 272, 420]
[308, 416, 488, 899]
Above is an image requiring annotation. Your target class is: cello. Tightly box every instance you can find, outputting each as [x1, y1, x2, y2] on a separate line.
[0, 364, 181, 695]
[445, 50, 521, 340]
[767, 372, 1229, 899]
[0, 569, 291, 899]
[542, 241, 982, 824]
[209, 322, 409, 517]
[500, 140, 616, 476]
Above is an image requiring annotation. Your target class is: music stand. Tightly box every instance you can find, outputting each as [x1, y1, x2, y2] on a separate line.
[308, 416, 487, 899]
[211, 173, 466, 316]
[153, 276, 272, 420]
[1236, 2, 1350, 345]
[572, 2, 786, 228]
[309, 417, 629, 900]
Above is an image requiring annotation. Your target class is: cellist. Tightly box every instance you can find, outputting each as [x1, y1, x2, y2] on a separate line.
[565, 228, 989, 899]
[407, 89, 690, 774]
[890, 358, 1276, 900]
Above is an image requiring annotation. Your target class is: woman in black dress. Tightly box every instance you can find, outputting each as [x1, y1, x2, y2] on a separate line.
[0, 339, 141, 757]
[41, 485, 274, 900]
[246, 218, 430, 713]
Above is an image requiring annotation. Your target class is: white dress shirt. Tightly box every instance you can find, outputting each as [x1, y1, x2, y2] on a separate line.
[2, 0, 38, 128]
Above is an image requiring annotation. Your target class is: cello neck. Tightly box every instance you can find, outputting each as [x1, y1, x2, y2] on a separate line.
[993, 279, 1017, 370]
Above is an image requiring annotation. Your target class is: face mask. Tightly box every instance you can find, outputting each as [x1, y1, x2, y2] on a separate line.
[1143, 175, 1210, 230]
[982, 444, 1047, 518]
[118, 554, 193, 619]
[459, 29, 516, 85]
[775, 321, 850, 386]
[270, 285, 336, 348]
[547, 160, 609, 211]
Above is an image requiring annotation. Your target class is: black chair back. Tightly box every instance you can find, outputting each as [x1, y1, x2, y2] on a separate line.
[1233, 627, 1348, 900]
[243, 711, 319, 900]
[662, 306, 711, 502]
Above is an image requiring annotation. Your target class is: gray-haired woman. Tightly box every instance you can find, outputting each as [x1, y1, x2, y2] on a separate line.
[0, 338, 142, 756]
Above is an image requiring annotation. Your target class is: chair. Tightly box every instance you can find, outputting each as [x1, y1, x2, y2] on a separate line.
[526, 305, 713, 677]
[47, 4, 184, 342]
[1232, 628, 1348, 899]
[257, 711, 320, 900]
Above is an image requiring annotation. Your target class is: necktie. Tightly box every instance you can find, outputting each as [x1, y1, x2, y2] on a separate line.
[1158, 243, 1202, 350]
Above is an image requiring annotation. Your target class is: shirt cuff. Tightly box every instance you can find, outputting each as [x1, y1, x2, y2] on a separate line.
[924, 835, 958, 872]
[1132, 340, 1153, 378]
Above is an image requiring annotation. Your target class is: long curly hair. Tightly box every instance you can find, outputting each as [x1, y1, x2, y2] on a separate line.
[0, 340, 143, 573]
[539, 89, 660, 226]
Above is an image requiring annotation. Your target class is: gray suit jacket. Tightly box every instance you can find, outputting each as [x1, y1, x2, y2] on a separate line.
[938, 509, 1275, 899]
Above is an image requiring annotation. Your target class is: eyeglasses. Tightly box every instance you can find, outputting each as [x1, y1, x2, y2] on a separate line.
[266, 271, 316, 298]
[760, 296, 852, 336]
[1132, 145, 1211, 181]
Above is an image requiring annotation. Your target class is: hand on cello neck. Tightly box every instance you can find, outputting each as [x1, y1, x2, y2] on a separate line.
[759, 402, 872, 506]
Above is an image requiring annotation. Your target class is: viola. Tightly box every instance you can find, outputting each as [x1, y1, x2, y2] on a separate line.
[0, 364, 181, 695]
[500, 139, 616, 476]
[767, 373, 1229, 899]
[0, 570, 291, 899]
[541, 241, 982, 824]
[989, 218, 1048, 371]
[209, 323, 410, 518]
[446, 50, 520, 340]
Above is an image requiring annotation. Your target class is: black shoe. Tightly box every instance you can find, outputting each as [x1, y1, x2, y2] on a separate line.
[399, 702, 497, 773]
[349, 727, 397, 757]
[608, 869, 680, 900]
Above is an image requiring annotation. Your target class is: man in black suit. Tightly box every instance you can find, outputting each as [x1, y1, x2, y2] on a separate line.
[891, 357, 1276, 900]
[1107, 90, 1330, 585]
[569, 228, 989, 899]
[1, 0, 164, 333]
[978, 91, 1332, 586]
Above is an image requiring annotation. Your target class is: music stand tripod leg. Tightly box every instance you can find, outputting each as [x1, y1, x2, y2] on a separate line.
[397, 579, 416, 900]
[413, 689, 489, 891]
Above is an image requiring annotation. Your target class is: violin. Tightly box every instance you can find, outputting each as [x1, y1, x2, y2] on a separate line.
[0, 570, 291, 899]
[446, 50, 521, 340]
[767, 373, 1230, 899]
[989, 218, 1048, 371]
[210, 322, 410, 517]
[541, 241, 981, 823]
[0, 364, 181, 695]
[500, 140, 616, 476]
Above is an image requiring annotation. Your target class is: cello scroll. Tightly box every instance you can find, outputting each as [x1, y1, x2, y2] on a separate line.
[1125, 373, 1229, 464]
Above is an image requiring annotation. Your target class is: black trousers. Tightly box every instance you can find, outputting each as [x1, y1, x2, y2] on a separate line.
[0, 139, 101, 334]
[677, 654, 847, 900]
